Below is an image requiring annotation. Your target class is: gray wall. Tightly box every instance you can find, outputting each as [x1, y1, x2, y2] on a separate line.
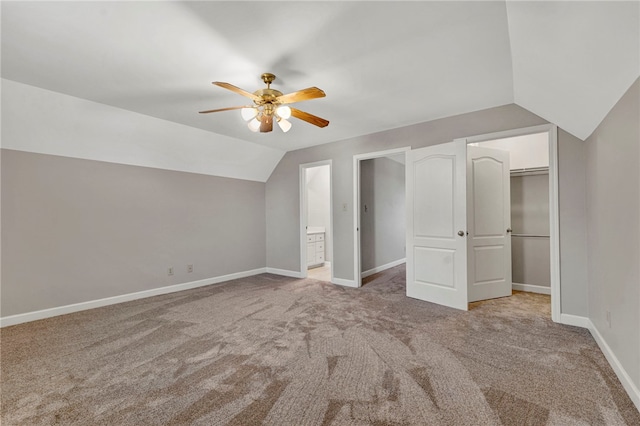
[511, 173, 550, 287]
[1, 150, 266, 317]
[265, 103, 588, 316]
[557, 129, 589, 316]
[360, 157, 405, 273]
[585, 78, 639, 391]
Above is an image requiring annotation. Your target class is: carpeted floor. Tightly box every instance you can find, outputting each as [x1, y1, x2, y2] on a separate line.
[1, 265, 639, 425]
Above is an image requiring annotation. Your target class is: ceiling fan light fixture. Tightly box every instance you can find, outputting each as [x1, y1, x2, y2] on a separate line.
[248, 117, 261, 132]
[201, 73, 329, 134]
[241, 107, 258, 121]
[277, 118, 292, 133]
[276, 105, 291, 120]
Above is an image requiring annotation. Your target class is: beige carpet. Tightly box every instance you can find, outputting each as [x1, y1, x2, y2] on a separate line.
[2, 265, 638, 425]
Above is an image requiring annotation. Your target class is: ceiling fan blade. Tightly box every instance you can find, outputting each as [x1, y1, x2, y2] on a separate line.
[276, 87, 326, 104]
[290, 107, 329, 128]
[260, 115, 273, 133]
[199, 105, 251, 114]
[212, 82, 261, 102]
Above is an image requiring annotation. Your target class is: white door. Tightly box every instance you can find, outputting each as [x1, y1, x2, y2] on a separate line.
[467, 146, 512, 302]
[406, 140, 468, 310]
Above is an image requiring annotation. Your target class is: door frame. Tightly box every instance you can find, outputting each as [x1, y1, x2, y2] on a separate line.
[299, 160, 333, 281]
[353, 147, 410, 287]
[462, 124, 560, 322]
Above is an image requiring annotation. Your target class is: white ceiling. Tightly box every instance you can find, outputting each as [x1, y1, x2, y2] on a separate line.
[1, 1, 638, 159]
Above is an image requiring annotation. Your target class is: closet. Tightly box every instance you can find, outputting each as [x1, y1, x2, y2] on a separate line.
[510, 167, 551, 292]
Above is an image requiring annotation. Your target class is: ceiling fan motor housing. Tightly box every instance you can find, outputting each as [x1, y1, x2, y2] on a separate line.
[253, 89, 283, 106]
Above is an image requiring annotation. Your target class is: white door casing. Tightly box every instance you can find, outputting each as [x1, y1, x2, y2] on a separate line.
[405, 140, 468, 310]
[466, 146, 512, 302]
[463, 124, 559, 322]
[353, 147, 410, 288]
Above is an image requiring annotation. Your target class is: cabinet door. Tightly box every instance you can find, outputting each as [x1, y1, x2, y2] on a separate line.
[307, 243, 316, 263]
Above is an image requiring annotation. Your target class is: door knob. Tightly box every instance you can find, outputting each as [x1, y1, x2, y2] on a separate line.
[458, 230, 465, 237]
[506, 228, 512, 233]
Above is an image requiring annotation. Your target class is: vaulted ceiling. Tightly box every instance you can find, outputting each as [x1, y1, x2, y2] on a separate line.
[2, 1, 638, 179]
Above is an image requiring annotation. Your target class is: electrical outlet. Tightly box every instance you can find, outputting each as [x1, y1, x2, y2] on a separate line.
[606, 310, 611, 328]
[168, 267, 174, 276]
[187, 264, 194, 273]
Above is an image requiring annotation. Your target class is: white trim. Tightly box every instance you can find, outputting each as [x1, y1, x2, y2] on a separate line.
[361, 258, 406, 279]
[0, 267, 267, 328]
[299, 163, 308, 279]
[548, 126, 561, 323]
[331, 277, 357, 288]
[353, 147, 411, 161]
[512, 283, 551, 295]
[588, 320, 640, 412]
[353, 157, 360, 287]
[299, 160, 334, 283]
[353, 147, 410, 288]
[463, 124, 561, 322]
[266, 268, 305, 279]
[558, 313, 590, 328]
[464, 124, 555, 145]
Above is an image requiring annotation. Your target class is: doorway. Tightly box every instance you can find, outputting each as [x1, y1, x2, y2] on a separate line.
[353, 147, 410, 287]
[466, 125, 559, 321]
[405, 124, 561, 321]
[300, 161, 333, 282]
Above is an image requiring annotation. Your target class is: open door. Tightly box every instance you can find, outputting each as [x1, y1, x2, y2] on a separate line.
[406, 140, 468, 310]
[467, 146, 512, 302]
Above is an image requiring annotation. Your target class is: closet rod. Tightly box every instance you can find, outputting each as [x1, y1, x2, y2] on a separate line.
[511, 234, 550, 238]
[510, 166, 549, 176]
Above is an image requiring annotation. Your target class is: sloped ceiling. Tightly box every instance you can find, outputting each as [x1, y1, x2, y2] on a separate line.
[1, 1, 638, 179]
[507, 1, 639, 140]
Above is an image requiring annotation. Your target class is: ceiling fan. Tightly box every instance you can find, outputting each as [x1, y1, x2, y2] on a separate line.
[199, 73, 329, 133]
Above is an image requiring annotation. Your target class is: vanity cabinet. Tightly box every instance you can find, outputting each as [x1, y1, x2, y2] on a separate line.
[306, 232, 325, 268]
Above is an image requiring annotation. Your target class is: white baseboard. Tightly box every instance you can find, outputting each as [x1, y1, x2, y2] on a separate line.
[361, 258, 406, 279]
[558, 313, 590, 328]
[512, 283, 551, 295]
[0, 267, 267, 328]
[587, 320, 640, 412]
[265, 267, 304, 279]
[332, 277, 357, 288]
